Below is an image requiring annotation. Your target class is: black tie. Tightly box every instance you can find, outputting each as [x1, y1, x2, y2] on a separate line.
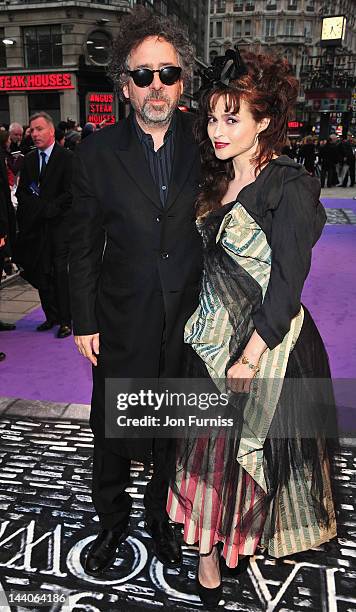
[38, 151, 47, 184]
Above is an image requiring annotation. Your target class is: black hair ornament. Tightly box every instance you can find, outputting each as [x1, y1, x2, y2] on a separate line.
[196, 46, 248, 99]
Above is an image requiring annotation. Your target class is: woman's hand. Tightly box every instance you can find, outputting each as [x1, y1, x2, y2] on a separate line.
[227, 360, 257, 394]
[227, 330, 267, 394]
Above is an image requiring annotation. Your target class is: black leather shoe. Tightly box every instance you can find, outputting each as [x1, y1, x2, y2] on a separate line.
[0, 352, 6, 362]
[85, 527, 129, 576]
[37, 320, 55, 331]
[144, 517, 182, 568]
[0, 321, 16, 331]
[57, 324, 72, 339]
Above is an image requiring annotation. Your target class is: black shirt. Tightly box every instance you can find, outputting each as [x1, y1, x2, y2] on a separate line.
[132, 113, 176, 207]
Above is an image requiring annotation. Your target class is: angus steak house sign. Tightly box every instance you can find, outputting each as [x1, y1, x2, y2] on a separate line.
[0, 72, 75, 91]
[86, 92, 116, 124]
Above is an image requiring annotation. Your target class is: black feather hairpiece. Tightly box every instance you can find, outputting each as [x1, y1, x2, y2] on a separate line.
[196, 46, 248, 99]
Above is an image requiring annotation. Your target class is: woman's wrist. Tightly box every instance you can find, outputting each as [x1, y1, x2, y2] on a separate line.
[243, 349, 263, 361]
[236, 353, 260, 374]
[239, 331, 267, 370]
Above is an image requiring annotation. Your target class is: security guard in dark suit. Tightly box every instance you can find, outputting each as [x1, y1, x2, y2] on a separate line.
[16, 112, 73, 338]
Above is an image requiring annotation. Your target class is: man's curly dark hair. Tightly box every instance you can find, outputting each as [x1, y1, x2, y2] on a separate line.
[107, 6, 194, 96]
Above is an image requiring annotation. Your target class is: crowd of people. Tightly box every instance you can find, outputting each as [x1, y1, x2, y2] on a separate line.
[0, 118, 99, 158]
[0, 6, 341, 605]
[0, 117, 106, 360]
[283, 132, 355, 188]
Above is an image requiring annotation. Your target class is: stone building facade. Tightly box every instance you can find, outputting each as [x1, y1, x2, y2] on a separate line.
[208, 0, 356, 132]
[0, 0, 207, 126]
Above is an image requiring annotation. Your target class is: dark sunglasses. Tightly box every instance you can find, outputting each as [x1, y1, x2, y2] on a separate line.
[127, 66, 182, 87]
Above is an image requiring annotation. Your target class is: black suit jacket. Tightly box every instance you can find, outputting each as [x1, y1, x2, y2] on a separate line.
[15, 143, 73, 287]
[69, 110, 203, 459]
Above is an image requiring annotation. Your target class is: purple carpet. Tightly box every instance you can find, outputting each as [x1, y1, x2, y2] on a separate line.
[0, 198, 355, 407]
[302, 224, 356, 379]
[0, 308, 92, 404]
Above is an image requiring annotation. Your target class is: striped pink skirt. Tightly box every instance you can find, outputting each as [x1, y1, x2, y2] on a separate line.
[167, 435, 266, 568]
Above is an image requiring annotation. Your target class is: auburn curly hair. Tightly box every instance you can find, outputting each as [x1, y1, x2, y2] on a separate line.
[107, 6, 194, 97]
[195, 51, 299, 217]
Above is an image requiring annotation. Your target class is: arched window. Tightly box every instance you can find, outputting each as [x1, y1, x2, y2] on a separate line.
[86, 30, 112, 66]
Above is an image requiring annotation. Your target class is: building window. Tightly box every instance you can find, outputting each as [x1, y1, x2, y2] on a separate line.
[287, 0, 298, 8]
[244, 20, 251, 35]
[28, 92, 61, 126]
[210, 49, 218, 62]
[216, 21, 223, 37]
[0, 94, 9, 127]
[234, 20, 242, 37]
[265, 19, 276, 37]
[266, 0, 277, 8]
[210, 21, 214, 38]
[23, 25, 62, 68]
[216, 0, 226, 13]
[86, 30, 112, 66]
[0, 29, 6, 69]
[284, 48, 293, 65]
[210, 1, 215, 12]
[304, 21, 312, 39]
[234, 1, 244, 9]
[286, 19, 295, 36]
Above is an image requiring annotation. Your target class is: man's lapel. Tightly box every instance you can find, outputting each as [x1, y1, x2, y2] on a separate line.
[28, 150, 39, 183]
[165, 111, 198, 211]
[112, 117, 161, 210]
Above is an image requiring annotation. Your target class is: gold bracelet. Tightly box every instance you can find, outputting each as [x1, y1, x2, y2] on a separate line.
[237, 354, 260, 374]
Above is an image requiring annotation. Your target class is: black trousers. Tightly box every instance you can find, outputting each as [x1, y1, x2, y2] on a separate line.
[91, 312, 177, 531]
[92, 437, 176, 530]
[38, 235, 71, 325]
[320, 161, 338, 188]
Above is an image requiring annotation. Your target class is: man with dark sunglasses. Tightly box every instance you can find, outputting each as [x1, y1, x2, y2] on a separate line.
[69, 7, 202, 578]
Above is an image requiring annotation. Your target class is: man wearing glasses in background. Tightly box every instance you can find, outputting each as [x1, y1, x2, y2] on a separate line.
[69, 7, 202, 577]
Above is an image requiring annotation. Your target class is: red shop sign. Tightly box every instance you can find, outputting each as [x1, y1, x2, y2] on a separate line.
[86, 92, 116, 125]
[0, 73, 75, 91]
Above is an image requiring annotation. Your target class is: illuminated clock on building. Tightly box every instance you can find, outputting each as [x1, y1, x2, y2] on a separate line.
[321, 15, 346, 46]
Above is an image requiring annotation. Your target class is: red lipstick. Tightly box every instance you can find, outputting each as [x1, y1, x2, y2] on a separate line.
[214, 142, 229, 149]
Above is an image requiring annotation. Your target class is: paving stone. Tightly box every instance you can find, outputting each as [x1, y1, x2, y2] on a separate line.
[4, 399, 68, 418]
[0, 398, 17, 414]
[61, 404, 90, 421]
[0, 300, 39, 313]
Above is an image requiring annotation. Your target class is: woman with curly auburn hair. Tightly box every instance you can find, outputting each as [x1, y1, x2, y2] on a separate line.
[167, 49, 337, 608]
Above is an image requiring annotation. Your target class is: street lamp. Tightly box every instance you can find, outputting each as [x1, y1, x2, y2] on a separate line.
[2, 38, 15, 46]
